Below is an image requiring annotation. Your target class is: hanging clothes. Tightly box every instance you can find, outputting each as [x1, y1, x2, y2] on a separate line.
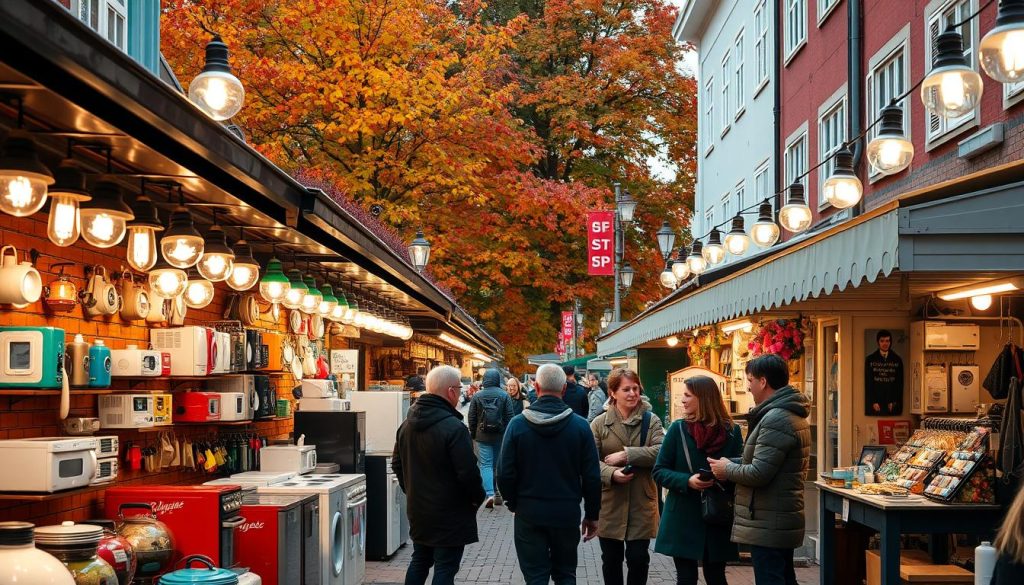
[996, 376, 1024, 504]
[983, 343, 1022, 400]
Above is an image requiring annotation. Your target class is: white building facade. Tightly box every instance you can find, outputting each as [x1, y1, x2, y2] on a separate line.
[673, 0, 775, 262]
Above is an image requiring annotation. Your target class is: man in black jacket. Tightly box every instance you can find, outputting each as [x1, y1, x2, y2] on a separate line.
[562, 365, 589, 418]
[498, 363, 601, 584]
[393, 365, 485, 585]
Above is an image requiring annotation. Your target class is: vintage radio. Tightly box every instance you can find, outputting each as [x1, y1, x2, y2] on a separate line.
[175, 392, 222, 422]
[94, 435, 119, 458]
[260, 331, 284, 372]
[151, 326, 212, 376]
[99, 394, 155, 429]
[153, 393, 174, 426]
[0, 326, 65, 389]
[92, 457, 118, 485]
[212, 331, 232, 374]
[110, 345, 164, 377]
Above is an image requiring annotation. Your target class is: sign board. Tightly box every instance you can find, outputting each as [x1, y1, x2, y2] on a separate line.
[667, 366, 727, 423]
[331, 349, 359, 396]
[587, 210, 614, 275]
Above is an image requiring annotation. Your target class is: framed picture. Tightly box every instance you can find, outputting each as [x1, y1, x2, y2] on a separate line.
[858, 445, 888, 471]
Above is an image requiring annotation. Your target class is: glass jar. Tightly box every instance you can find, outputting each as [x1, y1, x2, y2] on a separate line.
[0, 521, 75, 585]
[34, 523, 117, 585]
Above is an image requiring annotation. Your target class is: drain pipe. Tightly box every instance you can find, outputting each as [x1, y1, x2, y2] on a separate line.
[773, 0, 783, 222]
[849, 0, 864, 217]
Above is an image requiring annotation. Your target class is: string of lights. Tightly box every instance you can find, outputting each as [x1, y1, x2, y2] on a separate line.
[657, 0, 1024, 290]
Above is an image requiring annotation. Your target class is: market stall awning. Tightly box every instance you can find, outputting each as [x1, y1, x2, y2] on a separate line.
[560, 354, 596, 368]
[527, 353, 563, 366]
[597, 208, 900, 356]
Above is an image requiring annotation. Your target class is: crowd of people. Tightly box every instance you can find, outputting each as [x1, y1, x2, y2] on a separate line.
[392, 357, 1024, 585]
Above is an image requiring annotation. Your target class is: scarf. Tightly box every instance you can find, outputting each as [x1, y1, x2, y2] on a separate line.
[686, 421, 728, 455]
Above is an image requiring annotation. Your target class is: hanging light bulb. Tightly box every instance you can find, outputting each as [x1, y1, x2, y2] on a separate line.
[46, 159, 90, 247]
[197, 224, 235, 282]
[80, 180, 134, 248]
[125, 192, 163, 272]
[971, 294, 994, 310]
[724, 215, 750, 256]
[922, 28, 983, 119]
[779, 182, 813, 233]
[980, 0, 1024, 82]
[659, 261, 677, 289]
[301, 275, 322, 314]
[749, 200, 781, 248]
[343, 297, 360, 325]
[189, 36, 245, 121]
[866, 104, 915, 175]
[184, 268, 215, 309]
[408, 229, 431, 272]
[282, 269, 307, 310]
[619, 263, 635, 290]
[226, 232, 259, 291]
[160, 199, 204, 268]
[686, 240, 708, 275]
[822, 145, 863, 209]
[259, 256, 291, 303]
[702, 228, 726, 265]
[671, 247, 691, 281]
[148, 257, 188, 298]
[656, 221, 677, 262]
[318, 283, 339, 317]
[0, 130, 54, 217]
[330, 286, 349, 321]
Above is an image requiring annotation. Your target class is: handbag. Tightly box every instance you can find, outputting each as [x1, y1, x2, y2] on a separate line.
[681, 426, 734, 526]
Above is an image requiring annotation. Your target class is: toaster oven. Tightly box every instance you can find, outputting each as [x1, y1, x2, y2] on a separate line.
[259, 445, 317, 475]
[92, 456, 118, 485]
[215, 391, 255, 421]
[99, 394, 155, 429]
[176, 391, 222, 422]
[110, 346, 163, 377]
[151, 326, 212, 377]
[0, 326, 65, 389]
[0, 437, 98, 492]
[153, 393, 173, 426]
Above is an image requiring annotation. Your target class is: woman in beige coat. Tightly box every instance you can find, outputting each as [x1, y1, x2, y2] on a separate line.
[591, 368, 665, 585]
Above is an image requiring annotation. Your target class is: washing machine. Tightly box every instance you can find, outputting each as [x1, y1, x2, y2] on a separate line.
[344, 477, 367, 585]
[258, 473, 363, 585]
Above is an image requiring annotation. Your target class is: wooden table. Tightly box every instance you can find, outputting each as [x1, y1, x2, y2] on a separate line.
[816, 482, 1002, 585]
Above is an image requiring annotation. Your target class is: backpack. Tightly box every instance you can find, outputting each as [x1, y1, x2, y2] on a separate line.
[478, 396, 505, 434]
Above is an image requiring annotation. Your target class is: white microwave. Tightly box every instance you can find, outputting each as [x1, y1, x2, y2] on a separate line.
[110, 346, 165, 377]
[259, 445, 317, 475]
[92, 456, 118, 485]
[213, 391, 254, 421]
[99, 394, 155, 429]
[0, 437, 98, 492]
[151, 326, 212, 376]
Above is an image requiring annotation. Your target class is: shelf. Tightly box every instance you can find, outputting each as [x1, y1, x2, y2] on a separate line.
[0, 389, 115, 396]
[105, 417, 292, 432]
[0, 482, 107, 501]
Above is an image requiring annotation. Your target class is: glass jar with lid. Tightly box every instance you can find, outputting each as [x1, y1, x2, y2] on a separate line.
[0, 521, 75, 585]
[34, 522, 117, 585]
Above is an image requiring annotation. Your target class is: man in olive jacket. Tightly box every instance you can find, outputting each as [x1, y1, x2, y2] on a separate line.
[708, 354, 811, 585]
[393, 365, 486, 585]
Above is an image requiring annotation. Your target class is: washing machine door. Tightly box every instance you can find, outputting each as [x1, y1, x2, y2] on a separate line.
[331, 508, 344, 578]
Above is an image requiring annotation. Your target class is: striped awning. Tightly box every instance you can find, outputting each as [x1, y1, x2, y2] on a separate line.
[597, 209, 900, 356]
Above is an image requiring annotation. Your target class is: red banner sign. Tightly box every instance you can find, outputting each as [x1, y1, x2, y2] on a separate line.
[561, 311, 574, 342]
[587, 211, 614, 276]
[555, 331, 565, 354]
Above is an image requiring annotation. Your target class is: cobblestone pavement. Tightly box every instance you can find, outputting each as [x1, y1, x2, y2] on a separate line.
[365, 506, 820, 584]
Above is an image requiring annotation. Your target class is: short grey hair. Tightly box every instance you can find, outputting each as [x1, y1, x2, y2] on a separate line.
[426, 365, 461, 394]
[535, 363, 567, 393]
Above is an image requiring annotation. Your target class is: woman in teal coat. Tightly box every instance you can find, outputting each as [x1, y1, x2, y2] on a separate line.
[653, 375, 743, 585]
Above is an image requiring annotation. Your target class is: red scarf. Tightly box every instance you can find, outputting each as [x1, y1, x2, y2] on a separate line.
[686, 421, 728, 455]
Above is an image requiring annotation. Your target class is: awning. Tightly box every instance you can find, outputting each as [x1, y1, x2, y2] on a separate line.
[560, 354, 596, 368]
[598, 208, 900, 356]
[527, 353, 562, 366]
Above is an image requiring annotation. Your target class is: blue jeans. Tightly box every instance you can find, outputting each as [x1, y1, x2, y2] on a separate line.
[477, 440, 501, 497]
[514, 515, 580, 585]
[750, 545, 798, 585]
[404, 542, 464, 585]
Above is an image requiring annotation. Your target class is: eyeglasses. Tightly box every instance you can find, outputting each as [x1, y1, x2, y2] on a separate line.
[618, 385, 641, 394]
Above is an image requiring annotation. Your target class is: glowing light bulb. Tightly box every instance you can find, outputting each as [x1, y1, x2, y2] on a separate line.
[185, 277, 215, 309]
[47, 196, 79, 247]
[199, 253, 233, 282]
[981, 23, 1024, 82]
[5, 177, 34, 210]
[166, 238, 200, 264]
[263, 281, 288, 302]
[84, 213, 121, 246]
[971, 294, 993, 311]
[940, 72, 966, 110]
[779, 204, 812, 233]
[228, 265, 257, 291]
[128, 229, 157, 272]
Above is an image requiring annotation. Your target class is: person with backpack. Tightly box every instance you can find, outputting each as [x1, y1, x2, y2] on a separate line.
[591, 368, 664, 585]
[468, 368, 515, 508]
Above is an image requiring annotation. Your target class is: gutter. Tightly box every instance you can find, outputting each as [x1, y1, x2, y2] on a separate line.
[773, 0, 784, 221]
[849, 0, 865, 217]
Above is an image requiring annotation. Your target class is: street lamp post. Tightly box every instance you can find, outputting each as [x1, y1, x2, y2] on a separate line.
[612, 183, 636, 323]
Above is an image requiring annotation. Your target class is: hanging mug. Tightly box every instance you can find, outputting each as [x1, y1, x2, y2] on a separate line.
[146, 289, 169, 325]
[119, 272, 151, 321]
[43, 264, 77, 312]
[0, 245, 42, 305]
[83, 266, 119, 317]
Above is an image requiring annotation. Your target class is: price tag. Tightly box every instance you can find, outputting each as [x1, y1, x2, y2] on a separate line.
[842, 498, 850, 522]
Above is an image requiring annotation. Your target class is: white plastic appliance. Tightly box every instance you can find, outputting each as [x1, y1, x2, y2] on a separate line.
[98, 394, 155, 429]
[348, 391, 410, 453]
[260, 444, 317, 475]
[150, 326, 213, 376]
[110, 345, 164, 377]
[951, 365, 980, 413]
[0, 437, 98, 492]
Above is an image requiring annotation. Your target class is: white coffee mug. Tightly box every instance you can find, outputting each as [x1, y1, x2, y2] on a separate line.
[0, 245, 42, 305]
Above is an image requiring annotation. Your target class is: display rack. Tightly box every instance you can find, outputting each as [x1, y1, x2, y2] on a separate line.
[923, 427, 990, 502]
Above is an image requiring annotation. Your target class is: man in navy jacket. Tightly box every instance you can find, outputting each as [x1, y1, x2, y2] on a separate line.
[498, 363, 601, 585]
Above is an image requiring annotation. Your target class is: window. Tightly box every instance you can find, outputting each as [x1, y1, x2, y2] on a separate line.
[754, 161, 771, 206]
[735, 182, 747, 216]
[867, 28, 909, 177]
[721, 53, 732, 133]
[1005, 79, 1024, 107]
[786, 0, 807, 59]
[705, 209, 715, 235]
[754, 1, 770, 90]
[734, 32, 745, 117]
[71, 0, 127, 51]
[818, 0, 841, 23]
[818, 92, 847, 208]
[785, 128, 808, 190]
[703, 77, 715, 152]
[720, 192, 731, 225]
[924, 0, 978, 147]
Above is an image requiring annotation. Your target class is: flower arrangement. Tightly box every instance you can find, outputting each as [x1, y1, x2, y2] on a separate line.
[749, 318, 806, 361]
[688, 327, 722, 366]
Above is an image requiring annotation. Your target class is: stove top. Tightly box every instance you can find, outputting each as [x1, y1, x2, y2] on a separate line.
[256, 473, 364, 493]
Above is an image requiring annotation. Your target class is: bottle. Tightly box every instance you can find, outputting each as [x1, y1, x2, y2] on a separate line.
[975, 541, 996, 585]
[88, 340, 111, 388]
[0, 521, 76, 585]
[66, 335, 90, 388]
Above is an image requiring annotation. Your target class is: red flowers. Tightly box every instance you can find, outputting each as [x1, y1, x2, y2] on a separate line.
[749, 319, 806, 361]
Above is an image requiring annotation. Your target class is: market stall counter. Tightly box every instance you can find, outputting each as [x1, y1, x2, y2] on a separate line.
[816, 482, 1002, 585]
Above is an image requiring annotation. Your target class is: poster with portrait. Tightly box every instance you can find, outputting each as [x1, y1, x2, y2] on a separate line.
[668, 366, 726, 423]
[864, 329, 907, 416]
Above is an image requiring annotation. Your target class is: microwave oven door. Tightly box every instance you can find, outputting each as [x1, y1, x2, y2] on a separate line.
[0, 330, 43, 385]
[51, 449, 97, 491]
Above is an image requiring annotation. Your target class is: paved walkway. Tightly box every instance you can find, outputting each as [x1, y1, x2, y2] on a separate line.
[365, 506, 820, 584]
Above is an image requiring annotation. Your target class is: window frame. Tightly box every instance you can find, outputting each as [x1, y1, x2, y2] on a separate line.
[720, 192, 731, 227]
[704, 208, 715, 236]
[923, 0, 980, 150]
[754, 160, 771, 208]
[735, 181, 748, 217]
[68, 0, 128, 52]
[817, 84, 848, 211]
[784, 122, 809, 193]
[704, 76, 716, 156]
[721, 51, 732, 136]
[734, 30, 746, 120]
[817, 0, 842, 26]
[754, 0, 770, 97]
[785, 0, 808, 64]
[866, 26, 911, 182]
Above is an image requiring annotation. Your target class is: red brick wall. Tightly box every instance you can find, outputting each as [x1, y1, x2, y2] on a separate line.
[0, 211, 320, 526]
